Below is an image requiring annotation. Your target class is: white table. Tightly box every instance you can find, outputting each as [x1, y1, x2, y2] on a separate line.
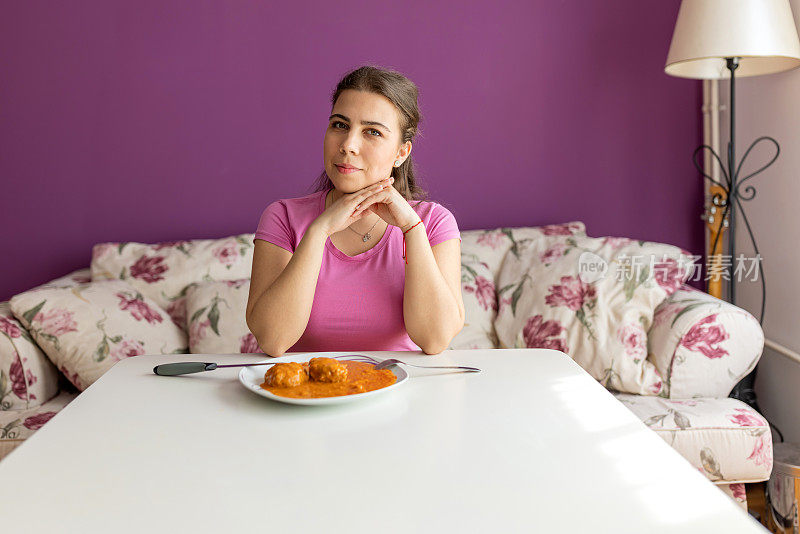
[0, 349, 766, 533]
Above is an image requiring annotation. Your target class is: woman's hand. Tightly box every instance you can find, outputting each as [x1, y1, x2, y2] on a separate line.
[353, 175, 421, 230]
[312, 177, 396, 237]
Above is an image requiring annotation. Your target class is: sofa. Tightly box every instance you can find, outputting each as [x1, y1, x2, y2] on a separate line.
[0, 223, 771, 511]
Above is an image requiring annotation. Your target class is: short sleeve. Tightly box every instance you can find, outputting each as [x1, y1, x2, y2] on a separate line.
[254, 201, 294, 253]
[426, 204, 461, 248]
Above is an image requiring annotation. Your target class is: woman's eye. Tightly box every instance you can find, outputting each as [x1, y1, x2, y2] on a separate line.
[331, 122, 381, 137]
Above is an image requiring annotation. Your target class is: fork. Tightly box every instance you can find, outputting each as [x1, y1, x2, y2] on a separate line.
[372, 358, 481, 373]
[341, 354, 480, 373]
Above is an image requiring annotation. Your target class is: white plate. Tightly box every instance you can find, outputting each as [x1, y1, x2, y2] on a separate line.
[238, 352, 409, 406]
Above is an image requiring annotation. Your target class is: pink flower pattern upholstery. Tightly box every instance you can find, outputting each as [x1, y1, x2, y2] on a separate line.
[614, 393, 773, 484]
[493, 233, 694, 395]
[0, 229, 772, 511]
[0, 268, 91, 411]
[185, 278, 266, 354]
[90, 235, 255, 332]
[8, 280, 187, 391]
[648, 285, 764, 398]
[450, 225, 587, 350]
[0, 390, 77, 461]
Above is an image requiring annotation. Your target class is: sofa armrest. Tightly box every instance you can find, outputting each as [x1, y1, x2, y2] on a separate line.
[0, 301, 62, 411]
[647, 285, 764, 399]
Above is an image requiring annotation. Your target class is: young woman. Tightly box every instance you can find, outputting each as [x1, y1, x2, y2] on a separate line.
[246, 66, 464, 356]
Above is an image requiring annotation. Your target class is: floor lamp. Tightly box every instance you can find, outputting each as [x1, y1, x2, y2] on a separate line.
[664, 0, 800, 413]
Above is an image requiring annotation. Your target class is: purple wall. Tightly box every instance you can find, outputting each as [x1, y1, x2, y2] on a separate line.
[0, 1, 702, 301]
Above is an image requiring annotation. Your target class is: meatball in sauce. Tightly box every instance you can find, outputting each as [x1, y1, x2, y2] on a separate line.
[260, 357, 396, 399]
[263, 362, 309, 388]
[308, 357, 348, 383]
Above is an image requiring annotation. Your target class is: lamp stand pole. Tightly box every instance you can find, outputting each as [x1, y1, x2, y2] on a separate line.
[694, 57, 779, 416]
[726, 57, 738, 305]
[725, 58, 754, 407]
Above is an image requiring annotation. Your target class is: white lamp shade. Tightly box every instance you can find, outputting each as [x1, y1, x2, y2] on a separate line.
[665, 0, 800, 79]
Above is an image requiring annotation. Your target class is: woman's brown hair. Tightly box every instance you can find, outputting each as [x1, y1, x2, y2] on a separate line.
[312, 65, 428, 201]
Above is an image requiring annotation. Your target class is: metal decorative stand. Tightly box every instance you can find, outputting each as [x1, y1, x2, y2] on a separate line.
[691, 57, 778, 423]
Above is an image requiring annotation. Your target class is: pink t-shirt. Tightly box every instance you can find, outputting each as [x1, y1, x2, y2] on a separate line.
[253, 189, 461, 352]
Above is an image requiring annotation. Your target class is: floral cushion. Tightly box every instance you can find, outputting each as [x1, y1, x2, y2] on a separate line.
[451, 243, 499, 350]
[0, 302, 60, 411]
[90, 234, 255, 332]
[9, 280, 188, 390]
[450, 224, 587, 350]
[648, 285, 764, 399]
[614, 393, 773, 483]
[0, 268, 91, 411]
[461, 223, 587, 278]
[494, 236, 695, 395]
[185, 279, 264, 354]
[0, 389, 77, 461]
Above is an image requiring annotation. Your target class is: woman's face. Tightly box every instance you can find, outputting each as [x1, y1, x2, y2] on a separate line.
[323, 89, 411, 194]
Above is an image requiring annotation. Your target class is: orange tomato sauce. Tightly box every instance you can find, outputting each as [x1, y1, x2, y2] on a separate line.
[260, 360, 396, 399]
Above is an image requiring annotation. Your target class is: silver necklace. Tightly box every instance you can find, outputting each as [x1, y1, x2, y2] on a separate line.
[347, 217, 380, 242]
[326, 190, 380, 243]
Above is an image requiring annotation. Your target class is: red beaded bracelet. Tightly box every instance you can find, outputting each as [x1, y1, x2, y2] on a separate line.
[401, 220, 423, 265]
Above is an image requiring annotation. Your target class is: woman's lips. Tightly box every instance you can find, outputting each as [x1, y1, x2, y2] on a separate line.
[335, 165, 360, 174]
